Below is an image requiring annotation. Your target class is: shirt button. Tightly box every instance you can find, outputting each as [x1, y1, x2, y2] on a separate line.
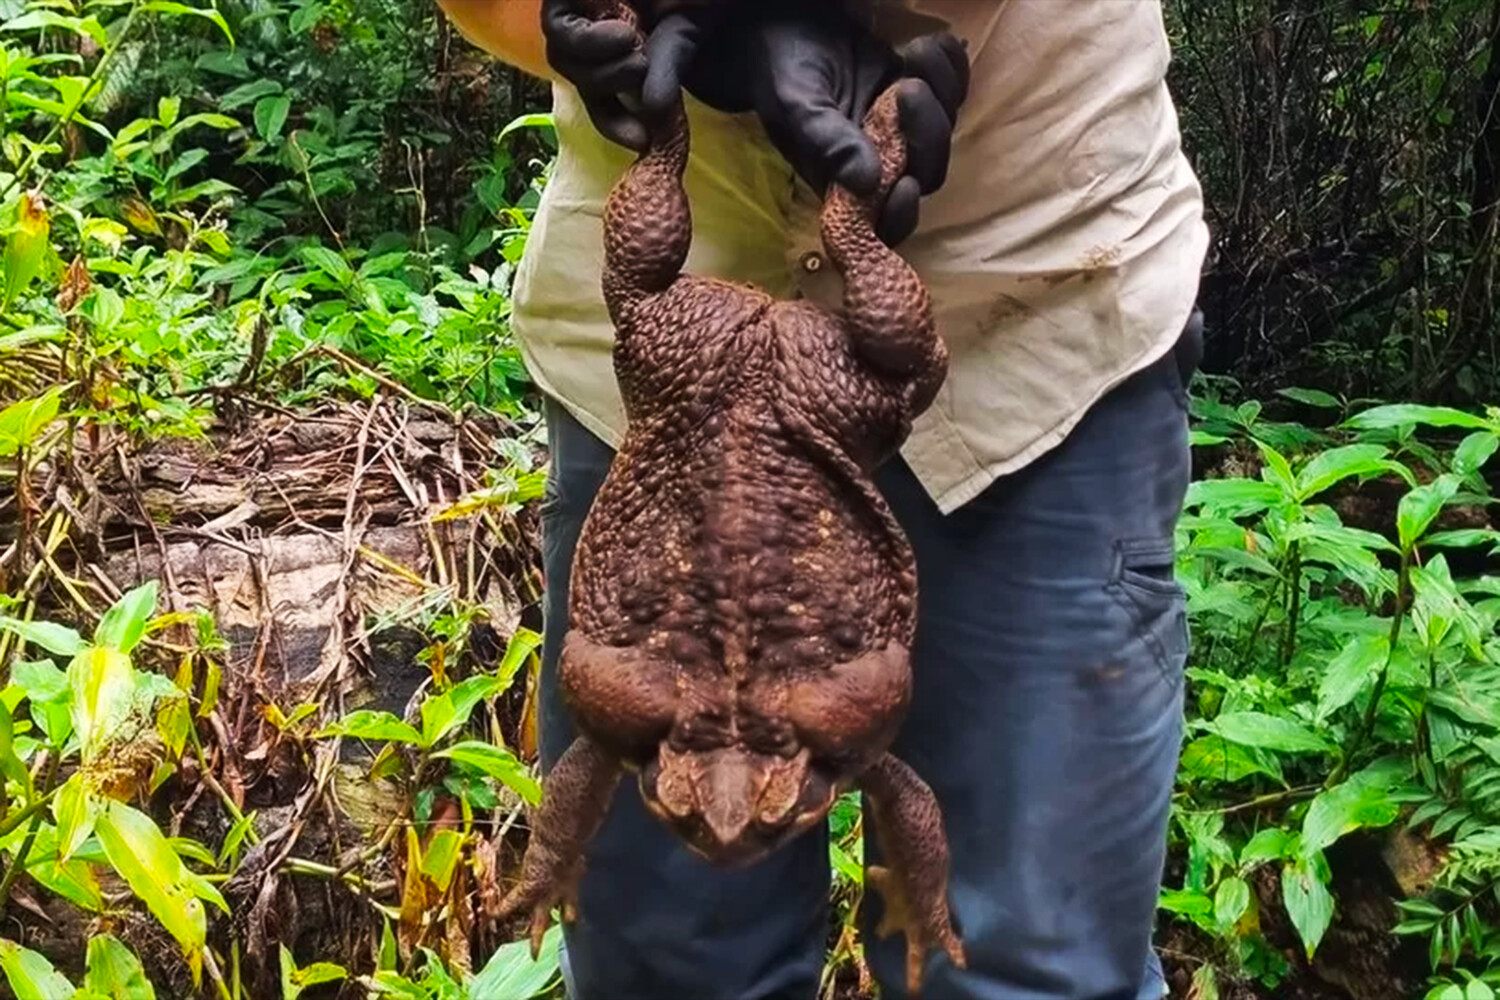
[799, 251, 824, 273]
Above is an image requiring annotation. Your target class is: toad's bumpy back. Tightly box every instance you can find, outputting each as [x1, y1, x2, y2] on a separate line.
[496, 2, 963, 995]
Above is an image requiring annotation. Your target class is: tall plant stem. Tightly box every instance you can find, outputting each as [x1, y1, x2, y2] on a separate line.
[1328, 551, 1410, 787]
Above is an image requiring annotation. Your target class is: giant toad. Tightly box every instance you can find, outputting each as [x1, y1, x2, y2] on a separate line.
[497, 2, 964, 991]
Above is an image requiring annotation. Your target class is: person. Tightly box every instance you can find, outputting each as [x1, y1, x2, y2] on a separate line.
[435, 1, 1208, 998]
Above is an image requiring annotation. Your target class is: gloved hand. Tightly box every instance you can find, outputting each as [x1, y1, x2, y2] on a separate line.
[539, 0, 653, 152]
[640, 2, 970, 245]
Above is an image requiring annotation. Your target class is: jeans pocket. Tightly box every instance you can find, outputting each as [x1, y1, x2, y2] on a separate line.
[1107, 538, 1189, 685]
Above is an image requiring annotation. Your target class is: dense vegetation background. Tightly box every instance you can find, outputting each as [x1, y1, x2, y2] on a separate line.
[1, 0, 1500, 997]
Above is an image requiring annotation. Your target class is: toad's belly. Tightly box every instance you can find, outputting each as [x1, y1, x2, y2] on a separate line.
[568, 410, 914, 677]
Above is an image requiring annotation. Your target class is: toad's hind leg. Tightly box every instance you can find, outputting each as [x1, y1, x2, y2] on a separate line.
[859, 753, 965, 997]
[601, 91, 691, 323]
[820, 88, 948, 415]
[493, 736, 621, 957]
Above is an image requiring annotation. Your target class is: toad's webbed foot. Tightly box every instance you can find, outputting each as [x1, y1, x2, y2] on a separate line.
[859, 753, 965, 996]
[493, 736, 620, 957]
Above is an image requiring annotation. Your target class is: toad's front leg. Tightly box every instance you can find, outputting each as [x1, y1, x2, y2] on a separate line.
[493, 735, 621, 957]
[859, 753, 965, 996]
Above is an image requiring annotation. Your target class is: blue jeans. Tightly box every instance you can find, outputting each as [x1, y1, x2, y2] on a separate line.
[535, 320, 1198, 1000]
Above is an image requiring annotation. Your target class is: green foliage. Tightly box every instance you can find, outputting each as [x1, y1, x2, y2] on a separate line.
[362, 926, 561, 999]
[1162, 390, 1500, 990]
[1, 0, 550, 424]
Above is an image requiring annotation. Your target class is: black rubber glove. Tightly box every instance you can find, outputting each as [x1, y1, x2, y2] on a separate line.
[540, 0, 653, 151]
[640, 3, 970, 246]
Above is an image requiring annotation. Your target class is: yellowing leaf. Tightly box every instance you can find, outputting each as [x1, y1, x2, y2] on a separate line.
[96, 801, 206, 983]
[53, 774, 100, 861]
[420, 829, 464, 893]
[119, 196, 161, 237]
[68, 646, 136, 762]
[1, 190, 50, 313]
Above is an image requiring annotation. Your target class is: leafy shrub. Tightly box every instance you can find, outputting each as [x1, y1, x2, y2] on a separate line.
[1162, 385, 1500, 994]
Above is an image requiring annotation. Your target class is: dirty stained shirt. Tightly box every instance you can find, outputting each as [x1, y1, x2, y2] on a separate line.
[510, 0, 1210, 514]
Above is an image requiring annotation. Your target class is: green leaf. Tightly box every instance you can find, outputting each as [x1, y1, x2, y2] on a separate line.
[95, 801, 206, 980]
[140, 0, 233, 44]
[217, 810, 256, 868]
[1183, 478, 1283, 517]
[419, 693, 456, 750]
[497, 112, 556, 143]
[1452, 432, 1498, 477]
[1281, 856, 1335, 958]
[26, 830, 103, 912]
[292, 963, 345, 990]
[0, 939, 76, 999]
[84, 934, 156, 999]
[446, 673, 505, 727]
[94, 582, 157, 654]
[469, 923, 563, 1000]
[1346, 404, 1492, 432]
[1213, 876, 1250, 930]
[0, 618, 84, 658]
[0, 9, 106, 45]
[1157, 887, 1214, 921]
[1419, 528, 1500, 552]
[433, 741, 540, 805]
[1316, 634, 1389, 720]
[1239, 827, 1293, 868]
[1178, 736, 1274, 783]
[1255, 440, 1298, 498]
[1300, 760, 1406, 856]
[11, 661, 66, 709]
[1398, 474, 1463, 550]
[0, 385, 65, 457]
[156, 95, 180, 128]
[299, 245, 352, 283]
[219, 78, 281, 110]
[288, 1, 325, 33]
[1294, 444, 1393, 500]
[378, 920, 397, 972]
[1211, 712, 1331, 754]
[317, 710, 421, 745]
[496, 628, 542, 691]
[279, 945, 344, 1000]
[0, 702, 32, 798]
[1284, 521, 1398, 553]
[1277, 387, 1342, 409]
[79, 287, 124, 333]
[252, 94, 290, 143]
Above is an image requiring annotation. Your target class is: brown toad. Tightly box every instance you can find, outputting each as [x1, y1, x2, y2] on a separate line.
[496, 3, 963, 991]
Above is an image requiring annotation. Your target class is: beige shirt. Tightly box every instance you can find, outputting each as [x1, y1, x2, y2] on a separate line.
[511, 0, 1209, 513]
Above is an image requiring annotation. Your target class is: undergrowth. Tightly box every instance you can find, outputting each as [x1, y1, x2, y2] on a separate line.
[3, 0, 1500, 997]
